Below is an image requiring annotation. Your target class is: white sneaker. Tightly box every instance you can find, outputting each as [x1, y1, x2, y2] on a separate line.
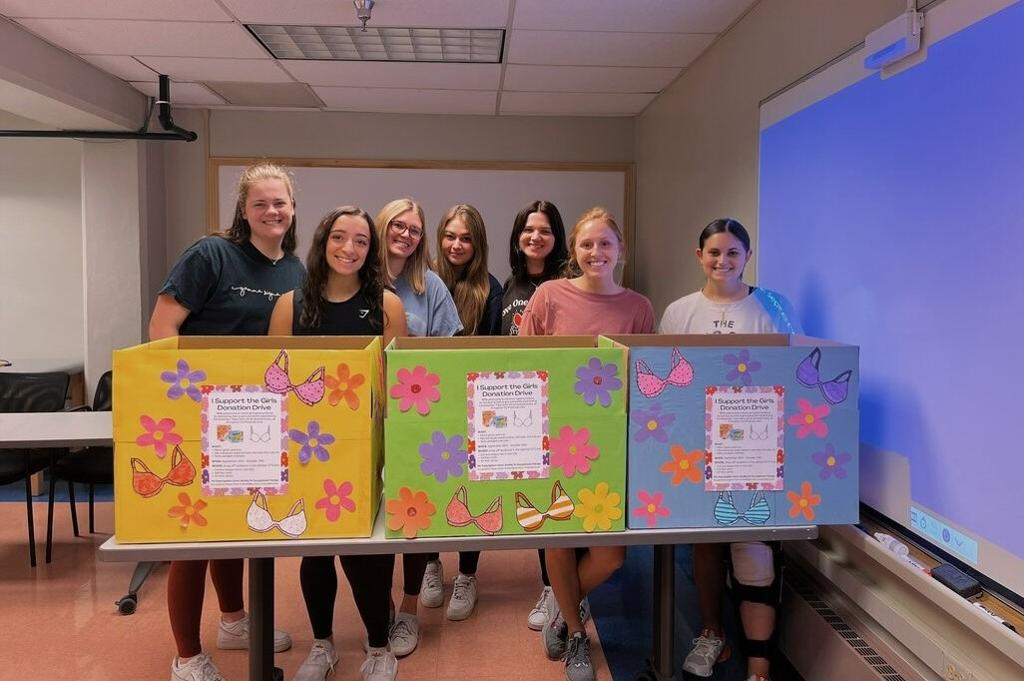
[446, 573, 478, 621]
[217, 614, 292, 652]
[682, 630, 728, 677]
[388, 612, 420, 657]
[528, 586, 552, 631]
[420, 559, 444, 608]
[361, 648, 398, 681]
[293, 639, 339, 681]
[171, 654, 225, 681]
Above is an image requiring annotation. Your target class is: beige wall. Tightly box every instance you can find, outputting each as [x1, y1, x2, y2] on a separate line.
[634, 0, 905, 318]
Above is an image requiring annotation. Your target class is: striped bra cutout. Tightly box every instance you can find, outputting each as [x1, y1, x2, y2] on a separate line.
[516, 481, 574, 531]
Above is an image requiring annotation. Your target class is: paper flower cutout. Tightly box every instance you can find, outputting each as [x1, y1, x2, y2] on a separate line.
[289, 421, 335, 464]
[631, 404, 675, 443]
[390, 365, 441, 415]
[659, 444, 704, 486]
[135, 415, 182, 459]
[167, 492, 207, 529]
[787, 481, 821, 521]
[723, 349, 761, 386]
[788, 399, 830, 439]
[419, 431, 468, 482]
[326, 363, 364, 410]
[315, 479, 356, 522]
[812, 443, 851, 480]
[633, 490, 670, 528]
[160, 359, 206, 402]
[549, 425, 599, 477]
[574, 482, 623, 532]
[574, 357, 622, 407]
[385, 487, 436, 539]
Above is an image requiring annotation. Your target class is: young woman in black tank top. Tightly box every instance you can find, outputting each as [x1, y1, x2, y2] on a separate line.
[269, 206, 405, 681]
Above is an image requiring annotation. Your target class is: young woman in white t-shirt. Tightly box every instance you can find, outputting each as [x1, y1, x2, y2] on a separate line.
[659, 218, 800, 681]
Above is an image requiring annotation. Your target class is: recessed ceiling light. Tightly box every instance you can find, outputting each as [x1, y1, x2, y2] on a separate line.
[247, 25, 505, 63]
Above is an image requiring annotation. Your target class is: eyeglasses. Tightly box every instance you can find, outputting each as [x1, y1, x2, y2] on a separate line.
[389, 220, 423, 239]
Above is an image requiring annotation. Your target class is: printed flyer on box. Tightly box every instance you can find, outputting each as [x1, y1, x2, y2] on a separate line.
[467, 371, 549, 480]
[706, 385, 784, 491]
[201, 386, 289, 495]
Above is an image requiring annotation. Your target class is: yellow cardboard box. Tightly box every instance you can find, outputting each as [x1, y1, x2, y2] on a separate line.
[113, 336, 382, 542]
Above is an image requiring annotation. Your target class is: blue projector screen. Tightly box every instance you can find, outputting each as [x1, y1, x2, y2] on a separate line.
[759, 1, 1023, 592]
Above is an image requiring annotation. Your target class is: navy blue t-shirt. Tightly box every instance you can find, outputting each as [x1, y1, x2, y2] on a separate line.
[159, 236, 304, 336]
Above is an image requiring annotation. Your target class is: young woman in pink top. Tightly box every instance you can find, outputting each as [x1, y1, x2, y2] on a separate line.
[520, 207, 653, 681]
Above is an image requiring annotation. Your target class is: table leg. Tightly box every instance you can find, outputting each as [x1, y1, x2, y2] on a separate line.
[651, 544, 675, 679]
[248, 557, 282, 681]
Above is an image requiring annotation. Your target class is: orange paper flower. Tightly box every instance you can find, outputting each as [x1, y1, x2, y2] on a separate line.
[167, 492, 208, 529]
[385, 487, 436, 539]
[786, 481, 821, 521]
[659, 445, 704, 486]
[325, 362, 365, 410]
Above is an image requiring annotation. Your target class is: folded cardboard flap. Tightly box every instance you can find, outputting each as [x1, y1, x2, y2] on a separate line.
[387, 335, 598, 351]
[178, 335, 379, 351]
[604, 333, 853, 349]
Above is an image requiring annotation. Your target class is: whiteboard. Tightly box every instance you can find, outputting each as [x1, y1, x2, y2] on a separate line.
[211, 159, 632, 285]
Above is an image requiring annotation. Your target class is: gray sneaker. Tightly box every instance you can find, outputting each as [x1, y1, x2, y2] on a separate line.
[543, 607, 569, 660]
[446, 573, 478, 621]
[528, 586, 552, 631]
[419, 559, 444, 608]
[563, 632, 595, 681]
[388, 612, 420, 657]
[579, 597, 591, 625]
[293, 639, 339, 681]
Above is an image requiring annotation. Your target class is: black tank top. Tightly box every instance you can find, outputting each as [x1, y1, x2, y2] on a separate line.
[291, 288, 381, 336]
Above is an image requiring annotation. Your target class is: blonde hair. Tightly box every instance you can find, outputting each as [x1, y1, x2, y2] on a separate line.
[375, 198, 428, 294]
[433, 204, 490, 335]
[224, 162, 297, 253]
[563, 206, 624, 277]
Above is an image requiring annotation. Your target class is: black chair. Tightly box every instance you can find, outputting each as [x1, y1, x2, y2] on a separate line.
[0, 371, 71, 567]
[45, 370, 113, 563]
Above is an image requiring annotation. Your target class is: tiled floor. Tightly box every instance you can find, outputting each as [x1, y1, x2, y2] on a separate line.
[0, 498, 610, 681]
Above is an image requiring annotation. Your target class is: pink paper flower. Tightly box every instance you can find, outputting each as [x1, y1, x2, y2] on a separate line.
[633, 490, 670, 528]
[135, 415, 183, 459]
[389, 365, 441, 415]
[315, 479, 356, 522]
[787, 398, 830, 439]
[549, 425, 599, 477]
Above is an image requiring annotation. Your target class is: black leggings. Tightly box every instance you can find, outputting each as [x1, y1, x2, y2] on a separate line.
[424, 551, 480, 575]
[300, 554, 393, 648]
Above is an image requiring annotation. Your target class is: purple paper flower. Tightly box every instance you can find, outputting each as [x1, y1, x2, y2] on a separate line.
[631, 404, 676, 443]
[281, 469, 289, 482]
[419, 431, 468, 482]
[574, 357, 622, 407]
[812, 443, 851, 479]
[202, 469, 210, 484]
[160, 359, 206, 401]
[289, 421, 335, 464]
[723, 349, 761, 386]
[468, 454, 477, 469]
[542, 452, 550, 465]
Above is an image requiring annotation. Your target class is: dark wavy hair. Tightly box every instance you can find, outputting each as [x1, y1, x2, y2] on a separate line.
[299, 206, 383, 332]
[698, 218, 751, 251]
[508, 200, 568, 285]
[223, 162, 298, 254]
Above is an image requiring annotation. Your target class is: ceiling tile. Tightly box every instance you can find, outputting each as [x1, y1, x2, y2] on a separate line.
[0, 0, 231, 21]
[217, 0, 511, 27]
[131, 81, 225, 106]
[15, 19, 267, 58]
[314, 86, 496, 114]
[280, 61, 500, 90]
[503, 65, 678, 93]
[137, 57, 292, 83]
[500, 91, 656, 116]
[79, 55, 157, 82]
[507, 30, 713, 67]
[204, 82, 323, 108]
[512, 0, 751, 33]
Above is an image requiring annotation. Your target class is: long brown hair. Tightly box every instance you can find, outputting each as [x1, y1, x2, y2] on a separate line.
[562, 206, 624, 278]
[223, 162, 297, 254]
[433, 204, 490, 335]
[376, 198, 427, 294]
[299, 206, 383, 332]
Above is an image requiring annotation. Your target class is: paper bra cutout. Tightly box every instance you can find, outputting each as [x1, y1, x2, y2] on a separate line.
[636, 348, 694, 398]
[714, 491, 771, 526]
[516, 481, 575, 532]
[264, 350, 325, 406]
[445, 486, 503, 535]
[795, 347, 852, 405]
[131, 446, 196, 498]
[246, 492, 307, 538]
